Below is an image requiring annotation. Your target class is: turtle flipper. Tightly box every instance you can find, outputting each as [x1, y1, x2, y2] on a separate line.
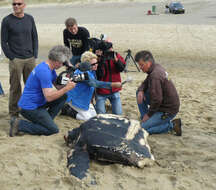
[67, 146, 90, 179]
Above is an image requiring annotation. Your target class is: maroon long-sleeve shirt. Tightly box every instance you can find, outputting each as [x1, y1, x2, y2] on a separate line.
[138, 63, 180, 117]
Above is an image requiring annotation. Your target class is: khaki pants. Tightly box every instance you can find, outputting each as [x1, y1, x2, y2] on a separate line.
[9, 57, 36, 116]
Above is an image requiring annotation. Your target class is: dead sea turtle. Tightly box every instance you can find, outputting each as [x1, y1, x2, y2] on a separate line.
[65, 114, 155, 179]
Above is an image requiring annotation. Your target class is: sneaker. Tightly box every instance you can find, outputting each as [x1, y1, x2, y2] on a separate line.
[9, 117, 19, 137]
[61, 104, 78, 119]
[172, 118, 182, 136]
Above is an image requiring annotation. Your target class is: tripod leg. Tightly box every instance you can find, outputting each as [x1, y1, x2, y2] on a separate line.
[124, 55, 129, 72]
[131, 55, 141, 72]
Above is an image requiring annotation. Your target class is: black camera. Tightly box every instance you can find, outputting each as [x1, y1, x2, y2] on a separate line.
[56, 61, 89, 85]
[89, 34, 115, 60]
[103, 51, 115, 60]
[97, 41, 115, 60]
[98, 41, 112, 52]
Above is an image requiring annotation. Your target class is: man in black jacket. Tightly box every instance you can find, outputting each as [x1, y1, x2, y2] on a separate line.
[1, 0, 38, 119]
[63, 17, 90, 66]
[135, 50, 182, 136]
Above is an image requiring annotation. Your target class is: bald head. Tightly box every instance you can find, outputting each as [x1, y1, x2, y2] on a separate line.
[12, 0, 26, 17]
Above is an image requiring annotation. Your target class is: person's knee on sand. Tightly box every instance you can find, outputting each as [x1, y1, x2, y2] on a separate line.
[135, 50, 181, 136]
[10, 45, 76, 137]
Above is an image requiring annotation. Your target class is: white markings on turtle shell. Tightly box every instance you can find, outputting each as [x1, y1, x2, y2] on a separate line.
[97, 114, 130, 124]
[67, 149, 75, 158]
[99, 119, 111, 125]
[125, 119, 140, 140]
[139, 138, 146, 146]
[68, 164, 76, 169]
[142, 128, 149, 139]
[140, 129, 155, 160]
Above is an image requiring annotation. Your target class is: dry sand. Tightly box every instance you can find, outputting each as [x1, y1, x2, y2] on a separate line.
[1, 1, 216, 190]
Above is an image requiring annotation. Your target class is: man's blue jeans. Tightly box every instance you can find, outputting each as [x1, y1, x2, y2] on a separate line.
[96, 92, 122, 115]
[18, 94, 67, 136]
[137, 90, 175, 135]
[70, 55, 81, 66]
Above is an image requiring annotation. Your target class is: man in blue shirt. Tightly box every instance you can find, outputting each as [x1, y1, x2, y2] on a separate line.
[9, 46, 76, 137]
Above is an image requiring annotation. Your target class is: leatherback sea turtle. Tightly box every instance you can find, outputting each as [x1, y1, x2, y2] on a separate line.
[65, 114, 155, 179]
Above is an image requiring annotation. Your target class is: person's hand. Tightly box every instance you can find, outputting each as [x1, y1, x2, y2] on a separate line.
[142, 114, 149, 123]
[95, 49, 103, 56]
[114, 52, 118, 62]
[111, 82, 122, 88]
[137, 91, 145, 104]
[65, 80, 76, 91]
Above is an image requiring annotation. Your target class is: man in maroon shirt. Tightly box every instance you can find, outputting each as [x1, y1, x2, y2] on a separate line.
[135, 50, 182, 136]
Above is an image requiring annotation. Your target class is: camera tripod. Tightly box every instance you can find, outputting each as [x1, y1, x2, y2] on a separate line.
[124, 49, 140, 72]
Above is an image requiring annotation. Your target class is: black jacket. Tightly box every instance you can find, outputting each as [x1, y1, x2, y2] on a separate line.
[1, 13, 38, 60]
[63, 27, 90, 56]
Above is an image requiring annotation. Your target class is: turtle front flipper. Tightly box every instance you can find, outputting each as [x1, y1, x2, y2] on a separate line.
[67, 146, 90, 179]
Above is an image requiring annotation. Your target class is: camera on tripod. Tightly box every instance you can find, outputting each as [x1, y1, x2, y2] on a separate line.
[56, 61, 89, 85]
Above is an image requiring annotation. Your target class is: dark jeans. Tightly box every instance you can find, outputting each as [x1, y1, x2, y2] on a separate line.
[136, 90, 176, 135]
[70, 55, 81, 66]
[0, 82, 4, 95]
[18, 94, 67, 136]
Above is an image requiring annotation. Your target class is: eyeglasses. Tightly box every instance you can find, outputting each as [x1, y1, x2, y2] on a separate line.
[91, 63, 98, 66]
[12, 3, 23, 6]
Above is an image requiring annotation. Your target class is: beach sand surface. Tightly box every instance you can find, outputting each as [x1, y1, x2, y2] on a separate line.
[0, 1, 216, 190]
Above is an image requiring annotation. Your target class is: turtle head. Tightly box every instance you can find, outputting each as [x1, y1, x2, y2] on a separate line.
[65, 128, 81, 148]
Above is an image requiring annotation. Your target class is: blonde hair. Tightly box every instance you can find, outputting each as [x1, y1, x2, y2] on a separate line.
[81, 51, 97, 63]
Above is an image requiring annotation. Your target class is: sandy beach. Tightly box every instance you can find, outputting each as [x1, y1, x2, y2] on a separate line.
[0, 0, 216, 189]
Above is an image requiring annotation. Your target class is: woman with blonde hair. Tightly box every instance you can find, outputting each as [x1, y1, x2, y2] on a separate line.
[61, 51, 121, 121]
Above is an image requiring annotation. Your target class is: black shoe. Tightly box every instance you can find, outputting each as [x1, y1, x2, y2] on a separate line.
[61, 104, 78, 119]
[9, 117, 19, 137]
[172, 118, 182, 136]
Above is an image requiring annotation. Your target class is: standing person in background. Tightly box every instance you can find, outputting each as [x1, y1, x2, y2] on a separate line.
[1, 0, 38, 120]
[63, 17, 90, 66]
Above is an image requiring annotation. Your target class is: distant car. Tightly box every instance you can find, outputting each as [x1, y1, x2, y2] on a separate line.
[167, 2, 185, 14]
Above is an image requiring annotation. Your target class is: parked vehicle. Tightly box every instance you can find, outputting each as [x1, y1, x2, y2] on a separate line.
[166, 2, 185, 14]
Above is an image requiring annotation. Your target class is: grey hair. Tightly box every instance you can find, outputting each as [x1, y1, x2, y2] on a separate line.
[48, 45, 71, 63]
[135, 50, 155, 64]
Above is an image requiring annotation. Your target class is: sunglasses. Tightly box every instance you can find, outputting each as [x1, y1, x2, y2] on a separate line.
[12, 3, 23, 6]
[91, 63, 98, 66]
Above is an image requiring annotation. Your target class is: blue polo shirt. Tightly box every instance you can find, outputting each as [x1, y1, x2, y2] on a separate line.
[18, 62, 57, 110]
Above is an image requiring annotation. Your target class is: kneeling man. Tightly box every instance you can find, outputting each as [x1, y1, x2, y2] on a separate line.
[135, 50, 182, 136]
[9, 46, 76, 136]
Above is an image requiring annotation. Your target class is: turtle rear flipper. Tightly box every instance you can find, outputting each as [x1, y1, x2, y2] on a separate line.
[67, 146, 90, 179]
